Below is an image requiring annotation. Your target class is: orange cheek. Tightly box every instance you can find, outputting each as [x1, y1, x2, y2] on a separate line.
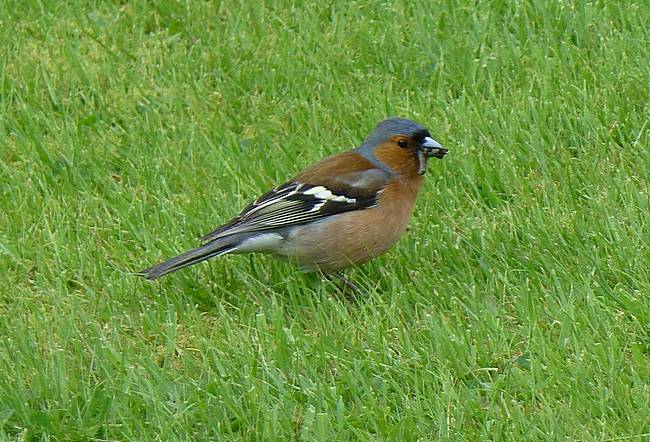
[373, 142, 420, 176]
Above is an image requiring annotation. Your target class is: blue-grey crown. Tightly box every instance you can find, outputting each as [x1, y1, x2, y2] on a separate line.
[357, 117, 429, 151]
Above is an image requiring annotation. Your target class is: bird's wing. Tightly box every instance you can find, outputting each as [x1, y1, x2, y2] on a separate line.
[200, 152, 390, 242]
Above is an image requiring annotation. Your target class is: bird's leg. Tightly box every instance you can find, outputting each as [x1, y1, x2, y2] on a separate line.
[325, 272, 363, 296]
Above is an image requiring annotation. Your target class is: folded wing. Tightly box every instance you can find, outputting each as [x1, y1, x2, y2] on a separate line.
[201, 152, 391, 243]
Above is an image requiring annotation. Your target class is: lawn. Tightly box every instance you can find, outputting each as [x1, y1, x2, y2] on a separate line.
[1, 0, 649, 440]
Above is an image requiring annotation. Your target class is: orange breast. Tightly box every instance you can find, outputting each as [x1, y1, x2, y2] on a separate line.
[283, 176, 423, 272]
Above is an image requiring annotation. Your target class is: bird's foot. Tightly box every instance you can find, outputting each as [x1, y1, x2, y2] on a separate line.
[325, 272, 365, 298]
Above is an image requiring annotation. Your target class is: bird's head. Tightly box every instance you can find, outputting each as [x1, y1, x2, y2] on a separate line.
[357, 117, 448, 176]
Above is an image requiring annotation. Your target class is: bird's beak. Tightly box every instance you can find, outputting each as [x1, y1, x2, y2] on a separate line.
[417, 136, 448, 175]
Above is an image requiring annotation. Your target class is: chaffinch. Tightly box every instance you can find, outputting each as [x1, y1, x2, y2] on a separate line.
[140, 117, 447, 281]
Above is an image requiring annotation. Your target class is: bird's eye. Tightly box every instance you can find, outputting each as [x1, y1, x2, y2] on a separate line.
[397, 139, 408, 148]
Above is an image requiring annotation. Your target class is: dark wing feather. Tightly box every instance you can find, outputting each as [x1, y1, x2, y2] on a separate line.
[201, 155, 390, 243]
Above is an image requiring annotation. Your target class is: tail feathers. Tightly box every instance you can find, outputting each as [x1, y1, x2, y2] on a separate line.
[140, 241, 237, 280]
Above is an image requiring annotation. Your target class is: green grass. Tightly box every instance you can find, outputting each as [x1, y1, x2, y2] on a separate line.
[1, 0, 649, 440]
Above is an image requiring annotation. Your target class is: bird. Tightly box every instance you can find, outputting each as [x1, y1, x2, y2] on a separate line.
[140, 117, 448, 286]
